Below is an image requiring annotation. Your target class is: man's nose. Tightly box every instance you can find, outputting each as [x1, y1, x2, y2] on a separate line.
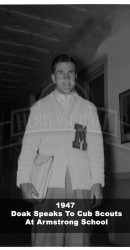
[63, 73, 70, 79]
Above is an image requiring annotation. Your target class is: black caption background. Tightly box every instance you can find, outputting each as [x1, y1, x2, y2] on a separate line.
[0, 199, 130, 233]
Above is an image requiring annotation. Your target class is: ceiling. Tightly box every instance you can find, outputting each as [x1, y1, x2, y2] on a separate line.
[0, 4, 121, 110]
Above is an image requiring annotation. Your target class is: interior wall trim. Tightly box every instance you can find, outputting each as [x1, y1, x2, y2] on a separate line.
[112, 172, 130, 180]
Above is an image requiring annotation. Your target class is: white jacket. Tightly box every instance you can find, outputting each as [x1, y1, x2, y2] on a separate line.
[17, 90, 104, 190]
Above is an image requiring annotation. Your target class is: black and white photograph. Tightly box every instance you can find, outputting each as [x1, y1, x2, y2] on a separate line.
[0, 2, 130, 248]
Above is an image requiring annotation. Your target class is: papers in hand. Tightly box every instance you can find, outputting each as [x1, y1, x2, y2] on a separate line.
[30, 154, 54, 199]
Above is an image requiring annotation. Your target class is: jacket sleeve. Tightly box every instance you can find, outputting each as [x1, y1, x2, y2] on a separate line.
[86, 103, 105, 187]
[17, 103, 41, 187]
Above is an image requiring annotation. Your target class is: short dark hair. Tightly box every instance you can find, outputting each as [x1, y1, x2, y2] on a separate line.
[51, 54, 77, 74]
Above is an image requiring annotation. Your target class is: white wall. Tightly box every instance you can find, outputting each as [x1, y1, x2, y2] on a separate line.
[96, 7, 130, 174]
[73, 7, 130, 174]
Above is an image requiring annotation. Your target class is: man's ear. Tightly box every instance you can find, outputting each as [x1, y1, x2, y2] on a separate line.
[51, 74, 56, 83]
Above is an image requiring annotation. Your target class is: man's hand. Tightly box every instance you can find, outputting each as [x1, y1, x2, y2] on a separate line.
[20, 183, 40, 203]
[90, 183, 103, 208]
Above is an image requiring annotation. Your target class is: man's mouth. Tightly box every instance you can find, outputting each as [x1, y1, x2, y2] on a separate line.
[63, 83, 70, 87]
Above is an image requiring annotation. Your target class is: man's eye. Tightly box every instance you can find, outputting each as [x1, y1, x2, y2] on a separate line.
[57, 71, 63, 75]
[69, 71, 75, 76]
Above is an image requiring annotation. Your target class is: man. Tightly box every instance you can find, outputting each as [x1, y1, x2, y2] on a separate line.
[17, 54, 104, 246]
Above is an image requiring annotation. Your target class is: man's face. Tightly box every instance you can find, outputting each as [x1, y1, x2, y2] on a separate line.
[51, 62, 77, 94]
